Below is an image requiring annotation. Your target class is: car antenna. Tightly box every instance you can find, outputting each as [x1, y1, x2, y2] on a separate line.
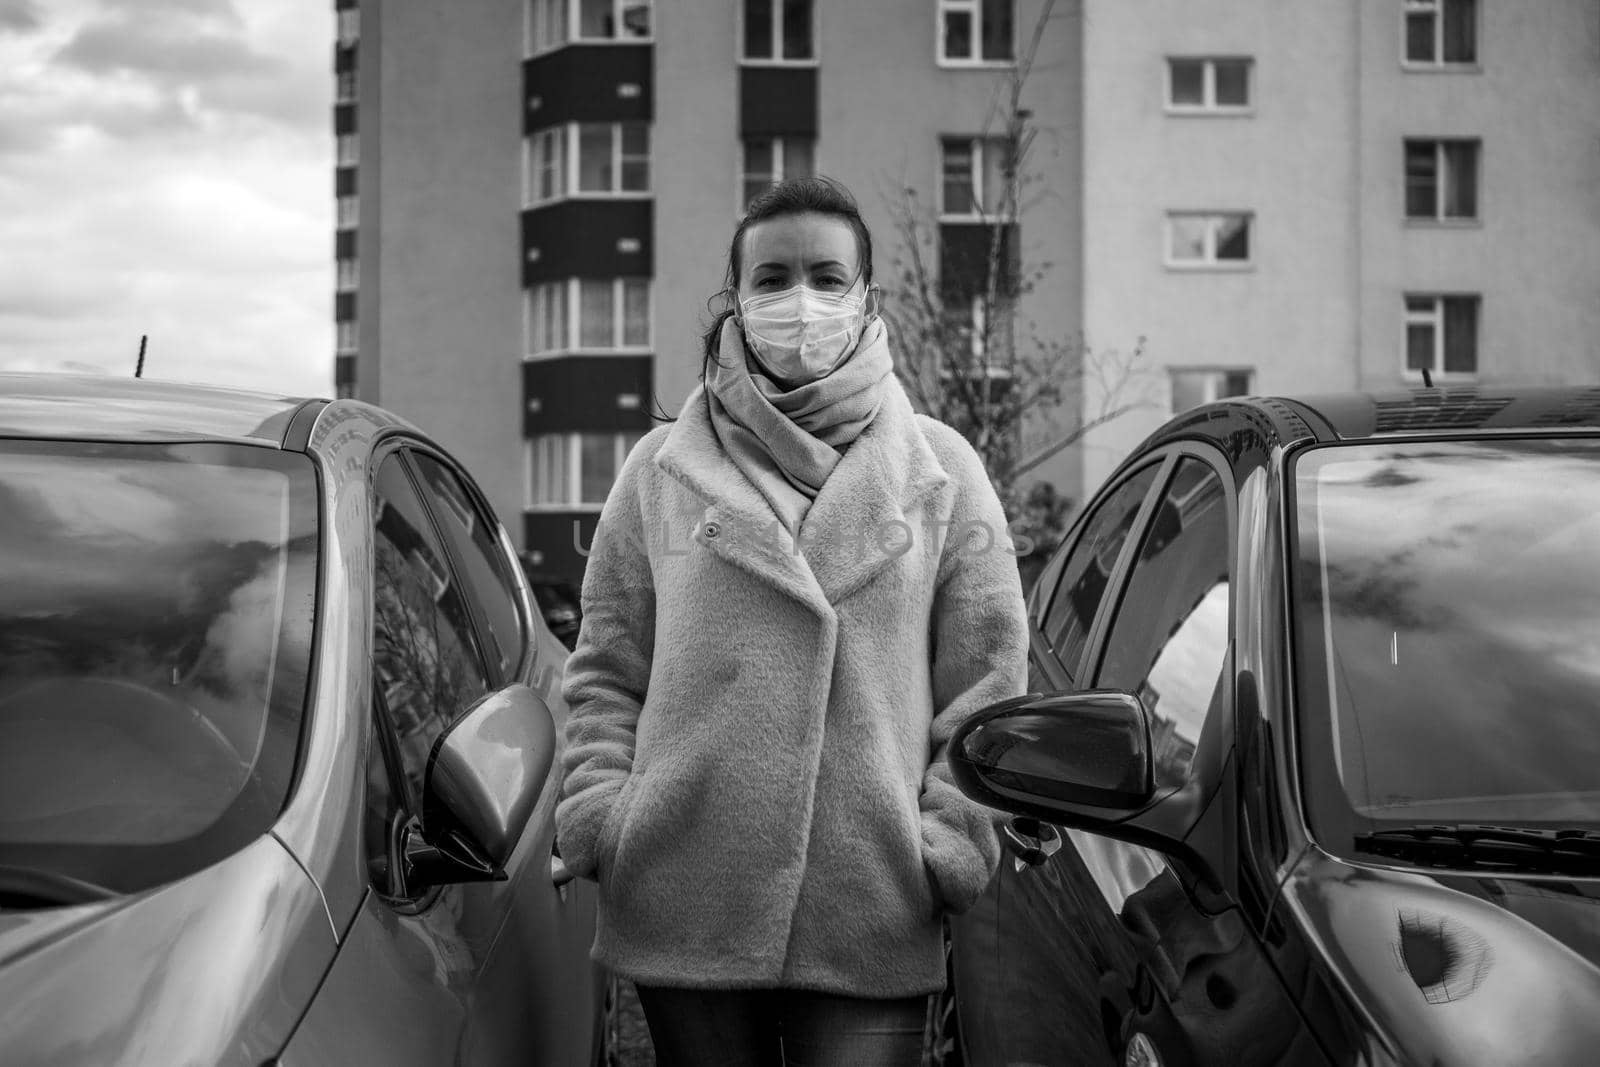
[135, 335, 147, 378]
[1420, 366, 1433, 389]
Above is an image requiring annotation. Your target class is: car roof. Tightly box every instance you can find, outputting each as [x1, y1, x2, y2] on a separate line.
[1146, 384, 1600, 455]
[0, 372, 320, 447]
[1290, 385, 1600, 440]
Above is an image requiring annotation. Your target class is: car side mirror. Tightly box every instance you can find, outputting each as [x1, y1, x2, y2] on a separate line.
[405, 684, 555, 887]
[950, 689, 1233, 894]
[950, 691, 1156, 817]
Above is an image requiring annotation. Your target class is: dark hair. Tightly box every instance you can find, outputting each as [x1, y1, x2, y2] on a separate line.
[699, 176, 875, 376]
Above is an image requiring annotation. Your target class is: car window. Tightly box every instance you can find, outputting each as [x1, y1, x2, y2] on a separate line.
[363, 706, 406, 896]
[409, 452, 526, 683]
[0, 439, 317, 898]
[1094, 457, 1231, 791]
[371, 454, 491, 803]
[1293, 438, 1600, 838]
[1041, 463, 1162, 683]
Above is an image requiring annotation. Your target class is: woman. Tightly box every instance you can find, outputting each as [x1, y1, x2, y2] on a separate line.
[555, 177, 1028, 1065]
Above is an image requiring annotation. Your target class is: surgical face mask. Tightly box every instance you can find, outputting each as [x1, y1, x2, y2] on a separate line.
[738, 284, 869, 384]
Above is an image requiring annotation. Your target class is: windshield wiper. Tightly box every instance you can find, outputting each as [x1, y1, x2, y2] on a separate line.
[1352, 824, 1600, 876]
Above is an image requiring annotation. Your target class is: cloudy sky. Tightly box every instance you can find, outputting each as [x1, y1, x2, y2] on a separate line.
[0, 0, 332, 396]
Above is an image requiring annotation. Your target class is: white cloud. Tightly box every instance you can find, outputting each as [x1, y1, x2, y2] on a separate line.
[0, 0, 333, 395]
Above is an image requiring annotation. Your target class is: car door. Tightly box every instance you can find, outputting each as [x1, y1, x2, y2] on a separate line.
[287, 445, 598, 1066]
[952, 459, 1164, 1067]
[401, 447, 600, 1059]
[962, 449, 1319, 1066]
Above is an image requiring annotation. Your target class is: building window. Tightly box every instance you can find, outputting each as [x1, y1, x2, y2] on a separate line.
[1404, 0, 1476, 66]
[336, 258, 359, 291]
[742, 0, 814, 63]
[335, 380, 357, 400]
[530, 0, 650, 53]
[1404, 295, 1479, 376]
[1166, 58, 1252, 112]
[335, 70, 357, 104]
[940, 136, 1009, 218]
[577, 0, 651, 40]
[528, 432, 646, 508]
[741, 136, 815, 209]
[943, 294, 1016, 360]
[527, 282, 568, 355]
[1165, 212, 1252, 268]
[525, 128, 563, 205]
[529, 0, 568, 53]
[1404, 139, 1479, 221]
[337, 320, 358, 354]
[1170, 368, 1254, 413]
[939, 0, 1014, 65]
[525, 123, 649, 204]
[336, 133, 359, 166]
[336, 195, 359, 229]
[526, 278, 651, 355]
[336, 8, 359, 45]
[576, 122, 649, 194]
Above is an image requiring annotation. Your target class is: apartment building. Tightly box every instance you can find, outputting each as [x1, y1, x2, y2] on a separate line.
[1078, 0, 1600, 488]
[334, 0, 1084, 587]
[333, 0, 1600, 584]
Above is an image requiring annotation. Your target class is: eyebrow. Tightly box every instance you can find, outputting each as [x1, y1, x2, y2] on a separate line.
[752, 259, 848, 272]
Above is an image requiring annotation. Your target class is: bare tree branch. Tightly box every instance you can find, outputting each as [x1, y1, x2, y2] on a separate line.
[881, 0, 1156, 567]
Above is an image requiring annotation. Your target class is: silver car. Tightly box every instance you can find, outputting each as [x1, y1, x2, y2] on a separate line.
[0, 374, 606, 1065]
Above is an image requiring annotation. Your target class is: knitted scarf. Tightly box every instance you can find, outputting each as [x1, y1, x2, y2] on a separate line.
[705, 314, 894, 532]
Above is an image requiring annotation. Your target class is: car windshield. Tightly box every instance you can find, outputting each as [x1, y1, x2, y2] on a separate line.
[1291, 437, 1600, 851]
[0, 439, 318, 897]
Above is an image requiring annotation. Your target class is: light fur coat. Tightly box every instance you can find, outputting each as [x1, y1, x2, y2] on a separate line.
[555, 377, 1028, 997]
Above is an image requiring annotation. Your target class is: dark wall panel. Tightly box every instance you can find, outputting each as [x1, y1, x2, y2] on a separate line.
[334, 43, 356, 73]
[335, 167, 357, 196]
[524, 45, 653, 132]
[523, 355, 654, 435]
[333, 104, 356, 135]
[522, 200, 654, 285]
[335, 292, 356, 322]
[336, 230, 356, 258]
[739, 67, 817, 136]
[523, 511, 598, 587]
[334, 354, 356, 385]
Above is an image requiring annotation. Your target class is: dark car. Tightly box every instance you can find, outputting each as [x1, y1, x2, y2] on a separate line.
[0, 374, 607, 1065]
[944, 386, 1600, 1067]
[521, 566, 584, 652]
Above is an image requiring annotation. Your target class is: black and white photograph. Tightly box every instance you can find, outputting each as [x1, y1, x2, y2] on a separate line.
[2, 1, 1599, 1064]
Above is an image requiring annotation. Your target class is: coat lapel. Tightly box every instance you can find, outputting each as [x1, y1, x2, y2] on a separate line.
[800, 383, 949, 605]
[655, 387, 833, 619]
[655, 382, 951, 613]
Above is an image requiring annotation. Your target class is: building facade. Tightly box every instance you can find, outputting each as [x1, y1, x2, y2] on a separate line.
[334, 0, 1600, 584]
[1078, 0, 1600, 488]
[335, 0, 1085, 587]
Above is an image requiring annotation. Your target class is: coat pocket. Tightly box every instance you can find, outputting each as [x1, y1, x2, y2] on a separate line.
[595, 774, 638, 879]
[908, 788, 942, 921]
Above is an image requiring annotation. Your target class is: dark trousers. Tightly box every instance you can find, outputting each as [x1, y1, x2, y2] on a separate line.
[633, 984, 930, 1067]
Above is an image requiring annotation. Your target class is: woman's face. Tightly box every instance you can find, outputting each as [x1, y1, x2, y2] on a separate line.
[737, 212, 864, 303]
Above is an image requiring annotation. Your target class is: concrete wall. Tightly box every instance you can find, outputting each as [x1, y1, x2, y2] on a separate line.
[654, 0, 1086, 503]
[651, 2, 740, 414]
[1079, 0, 1361, 491]
[371, 0, 527, 538]
[351, 0, 1600, 532]
[1080, 0, 1600, 493]
[1356, 0, 1600, 388]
